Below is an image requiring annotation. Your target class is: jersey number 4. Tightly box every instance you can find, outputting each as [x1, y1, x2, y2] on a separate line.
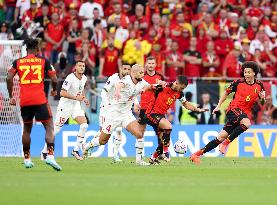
[19, 65, 42, 84]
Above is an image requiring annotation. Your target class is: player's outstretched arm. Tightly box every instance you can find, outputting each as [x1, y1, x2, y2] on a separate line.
[6, 71, 16, 105]
[212, 91, 229, 114]
[182, 101, 209, 113]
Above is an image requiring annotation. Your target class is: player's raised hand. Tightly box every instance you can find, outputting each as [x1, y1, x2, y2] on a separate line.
[50, 90, 57, 96]
[84, 98, 90, 106]
[75, 95, 85, 101]
[9, 98, 16, 106]
[212, 106, 220, 114]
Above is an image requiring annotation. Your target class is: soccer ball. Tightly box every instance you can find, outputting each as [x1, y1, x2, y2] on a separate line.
[174, 139, 188, 154]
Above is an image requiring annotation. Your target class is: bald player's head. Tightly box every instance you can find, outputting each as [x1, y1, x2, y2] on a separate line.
[131, 64, 144, 81]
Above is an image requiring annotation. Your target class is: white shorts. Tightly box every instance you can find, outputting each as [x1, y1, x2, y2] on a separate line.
[55, 103, 85, 126]
[99, 105, 108, 128]
[102, 109, 136, 134]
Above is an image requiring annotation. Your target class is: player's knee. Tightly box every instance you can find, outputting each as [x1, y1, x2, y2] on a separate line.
[241, 119, 251, 129]
[115, 127, 122, 133]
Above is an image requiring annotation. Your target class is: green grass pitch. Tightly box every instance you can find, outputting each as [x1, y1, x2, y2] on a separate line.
[0, 157, 276, 205]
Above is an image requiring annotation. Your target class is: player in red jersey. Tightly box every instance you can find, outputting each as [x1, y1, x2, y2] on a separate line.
[145, 75, 208, 164]
[190, 61, 266, 164]
[139, 56, 164, 125]
[6, 38, 62, 171]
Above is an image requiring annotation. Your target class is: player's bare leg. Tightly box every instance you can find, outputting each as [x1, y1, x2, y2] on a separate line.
[83, 131, 111, 159]
[190, 130, 229, 164]
[42, 120, 62, 171]
[22, 123, 34, 168]
[112, 127, 123, 163]
[126, 121, 149, 166]
[219, 118, 250, 154]
[72, 116, 88, 160]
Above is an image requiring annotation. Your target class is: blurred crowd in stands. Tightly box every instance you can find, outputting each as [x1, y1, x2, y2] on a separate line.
[0, 0, 276, 81]
[0, 0, 276, 124]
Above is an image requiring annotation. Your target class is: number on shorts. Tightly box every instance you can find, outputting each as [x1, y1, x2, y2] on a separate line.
[106, 125, 111, 133]
[59, 117, 66, 124]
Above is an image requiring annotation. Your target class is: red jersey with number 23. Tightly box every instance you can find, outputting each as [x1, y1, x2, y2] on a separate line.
[8, 54, 56, 106]
[226, 79, 264, 117]
[140, 72, 164, 110]
[147, 83, 186, 115]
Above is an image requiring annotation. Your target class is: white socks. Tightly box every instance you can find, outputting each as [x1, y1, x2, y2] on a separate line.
[85, 136, 100, 150]
[73, 123, 88, 152]
[135, 138, 144, 162]
[113, 132, 122, 158]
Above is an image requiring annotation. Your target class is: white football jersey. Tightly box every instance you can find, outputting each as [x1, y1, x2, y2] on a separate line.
[59, 73, 87, 107]
[100, 73, 120, 107]
[110, 75, 149, 112]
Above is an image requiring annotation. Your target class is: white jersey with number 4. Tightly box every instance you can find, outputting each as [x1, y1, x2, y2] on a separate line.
[55, 73, 87, 126]
[99, 73, 120, 127]
[102, 75, 149, 134]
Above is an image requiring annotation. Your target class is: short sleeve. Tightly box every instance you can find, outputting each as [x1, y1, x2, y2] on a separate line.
[104, 74, 118, 92]
[78, 4, 86, 17]
[226, 80, 239, 94]
[45, 59, 56, 76]
[62, 75, 72, 91]
[8, 60, 18, 74]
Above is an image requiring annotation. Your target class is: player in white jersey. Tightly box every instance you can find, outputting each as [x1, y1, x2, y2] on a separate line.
[98, 64, 131, 163]
[83, 64, 163, 166]
[41, 61, 89, 160]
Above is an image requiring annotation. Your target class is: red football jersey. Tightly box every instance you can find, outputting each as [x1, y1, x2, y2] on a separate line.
[101, 48, 120, 76]
[147, 84, 185, 115]
[226, 79, 264, 117]
[140, 72, 164, 110]
[8, 54, 56, 106]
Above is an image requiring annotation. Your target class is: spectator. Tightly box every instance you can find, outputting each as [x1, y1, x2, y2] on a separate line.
[92, 8, 107, 29]
[202, 41, 220, 76]
[151, 13, 164, 41]
[198, 13, 218, 39]
[113, 15, 129, 44]
[177, 28, 191, 53]
[66, 18, 81, 65]
[170, 12, 193, 38]
[197, 92, 221, 124]
[179, 92, 198, 125]
[0, 22, 14, 40]
[183, 37, 202, 78]
[81, 42, 95, 77]
[129, 4, 148, 31]
[150, 43, 165, 76]
[75, 28, 95, 55]
[239, 37, 252, 63]
[34, 3, 50, 39]
[261, 96, 277, 125]
[222, 41, 242, 78]
[4, 0, 17, 23]
[165, 40, 184, 82]
[79, 0, 104, 28]
[62, 3, 81, 32]
[99, 37, 121, 78]
[44, 10, 65, 64]
[108, 2, 129, 29]
[91, 19, 107, 51]
[14, 0, 31, 24]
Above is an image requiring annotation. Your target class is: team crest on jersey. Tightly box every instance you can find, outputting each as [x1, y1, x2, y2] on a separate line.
[64, 81, 68, 86]
[79, 85, 82, 90]
[106, 81, 110, 85]
[254, 87, 258, 93]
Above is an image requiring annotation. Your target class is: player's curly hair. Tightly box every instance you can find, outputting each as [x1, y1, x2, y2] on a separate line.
[241, 61, 260, 76]
[23, 38, 39, 50]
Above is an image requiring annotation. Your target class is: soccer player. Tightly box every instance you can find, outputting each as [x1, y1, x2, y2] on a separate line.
[83, 64, 161, 166]
[6, 38, 62, 171]
[98, 63, 131, 163]
[138, 56, 165, 159]
[190, 61, 265, 164]
[41, 61, 89, 160]
[145, 76, 208, 164]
